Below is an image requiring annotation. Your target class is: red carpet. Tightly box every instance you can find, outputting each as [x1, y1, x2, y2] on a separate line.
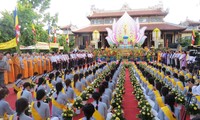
[123, 69, 140, 120]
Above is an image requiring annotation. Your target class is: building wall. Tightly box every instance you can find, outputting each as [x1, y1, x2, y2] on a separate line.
[75, 30, 182, 49]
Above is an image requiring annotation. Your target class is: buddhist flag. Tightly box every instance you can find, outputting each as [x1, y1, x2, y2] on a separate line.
[191, 30, 196, 45]
[32, 24, 36, 35]
[53, 28, 57, 43]
[66, 34, 69, 43]
[14, 7, 20, 43]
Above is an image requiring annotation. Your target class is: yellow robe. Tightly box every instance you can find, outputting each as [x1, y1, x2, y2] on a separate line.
[12, 56, 21, 79]
[33, 58, 38, 74]
[22, 59, 28, 79]
[27, 59, 33, 77]
[8, 59, 15, 83]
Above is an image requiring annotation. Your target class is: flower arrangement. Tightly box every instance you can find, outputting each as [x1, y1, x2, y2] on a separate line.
[86, 86, 94, 94]
[175, 93, 185, 105]
[80, 91, 89, 101]
[138, 100, 151, 109]
[187, 103, 200, 115]
[44, 88, 56, 103]
[137, 106, 154, 120]
[110, 107, 125, 120]
[73, 97, 83, 109]
[62, 107, 74, 120]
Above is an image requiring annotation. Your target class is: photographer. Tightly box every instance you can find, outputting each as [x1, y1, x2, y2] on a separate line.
[188, 78, 200, 96]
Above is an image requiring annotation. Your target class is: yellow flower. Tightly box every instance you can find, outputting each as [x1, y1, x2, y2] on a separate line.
[142, 112, 146, 115]
[115, 117, 120, 120]
[147, 113, 150, 115]
[194, 107, 197, 110]
[117, 112, 120, 115]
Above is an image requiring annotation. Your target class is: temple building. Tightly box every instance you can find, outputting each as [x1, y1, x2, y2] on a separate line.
[180, 19, 200, 38]
[73, 4, 186, 49]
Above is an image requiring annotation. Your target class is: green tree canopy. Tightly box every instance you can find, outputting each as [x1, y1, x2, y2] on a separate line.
[0, 0, 58, 46]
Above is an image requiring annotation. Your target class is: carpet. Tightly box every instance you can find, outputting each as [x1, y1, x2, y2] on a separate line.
[123, 69, 140, 120]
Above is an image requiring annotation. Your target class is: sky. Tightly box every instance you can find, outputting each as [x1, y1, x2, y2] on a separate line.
[0, 0, 200, 28]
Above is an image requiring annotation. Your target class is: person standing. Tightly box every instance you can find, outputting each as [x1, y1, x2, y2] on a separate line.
[7, 53, 15, 83]
[0, 52, 9, 87]
[13, 53, 21, 79]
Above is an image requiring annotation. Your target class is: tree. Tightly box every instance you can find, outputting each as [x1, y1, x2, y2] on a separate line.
[0, 0, 58, 46]
[0, 11, 15, 42]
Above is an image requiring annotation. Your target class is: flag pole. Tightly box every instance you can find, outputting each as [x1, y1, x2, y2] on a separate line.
[14, 7, 20, 53]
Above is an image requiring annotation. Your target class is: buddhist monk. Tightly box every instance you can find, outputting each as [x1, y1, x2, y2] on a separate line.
[37, 54, 42, 75]
[22, 54, 28, 78]
[27, 54, 33, 77]
[12, 53, 21, 79]
[7, 54, 15, 83]
[33, 53, 38, 74]
[42, 54, 47, 72]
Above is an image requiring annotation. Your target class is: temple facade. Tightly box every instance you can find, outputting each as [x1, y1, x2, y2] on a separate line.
[73, 4, 186, 49]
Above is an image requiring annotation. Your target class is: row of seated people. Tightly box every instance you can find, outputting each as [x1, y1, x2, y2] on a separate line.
[0, 60, 122, 120]
[135, 62, 200, 120]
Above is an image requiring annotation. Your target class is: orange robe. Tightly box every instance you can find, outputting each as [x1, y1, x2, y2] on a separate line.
[42, 57, 47, 72]
[33, 58, 38, 74]
[8, 59, 15, 83]
[22, 59, 28, 79]
[38, 58, 42, 75]
[13, 57, 21, 79]
[27, 59, 33, 77]
[50, 59, 53, 71]
[4, 71, 9, 84]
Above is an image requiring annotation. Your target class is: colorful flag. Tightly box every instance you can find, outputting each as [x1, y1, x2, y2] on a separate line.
[14, 7, 20, 43]
[191, 30, 196, 45]
[53, 28, 57, 43]
[66, 34, 69, 43]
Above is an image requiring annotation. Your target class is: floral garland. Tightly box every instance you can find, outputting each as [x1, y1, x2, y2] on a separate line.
[129, 64, 154, 120]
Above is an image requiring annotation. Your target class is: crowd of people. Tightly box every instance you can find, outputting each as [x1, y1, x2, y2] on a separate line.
[0, 51, 94, 87]
[0, 50, 123, 120]
[157, 51, 196, 69]
[135, 60, 200, 120]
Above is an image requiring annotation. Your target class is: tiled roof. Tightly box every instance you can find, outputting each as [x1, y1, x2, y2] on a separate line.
[73, 23, 186, 33]
[87, 9, 168, 19]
